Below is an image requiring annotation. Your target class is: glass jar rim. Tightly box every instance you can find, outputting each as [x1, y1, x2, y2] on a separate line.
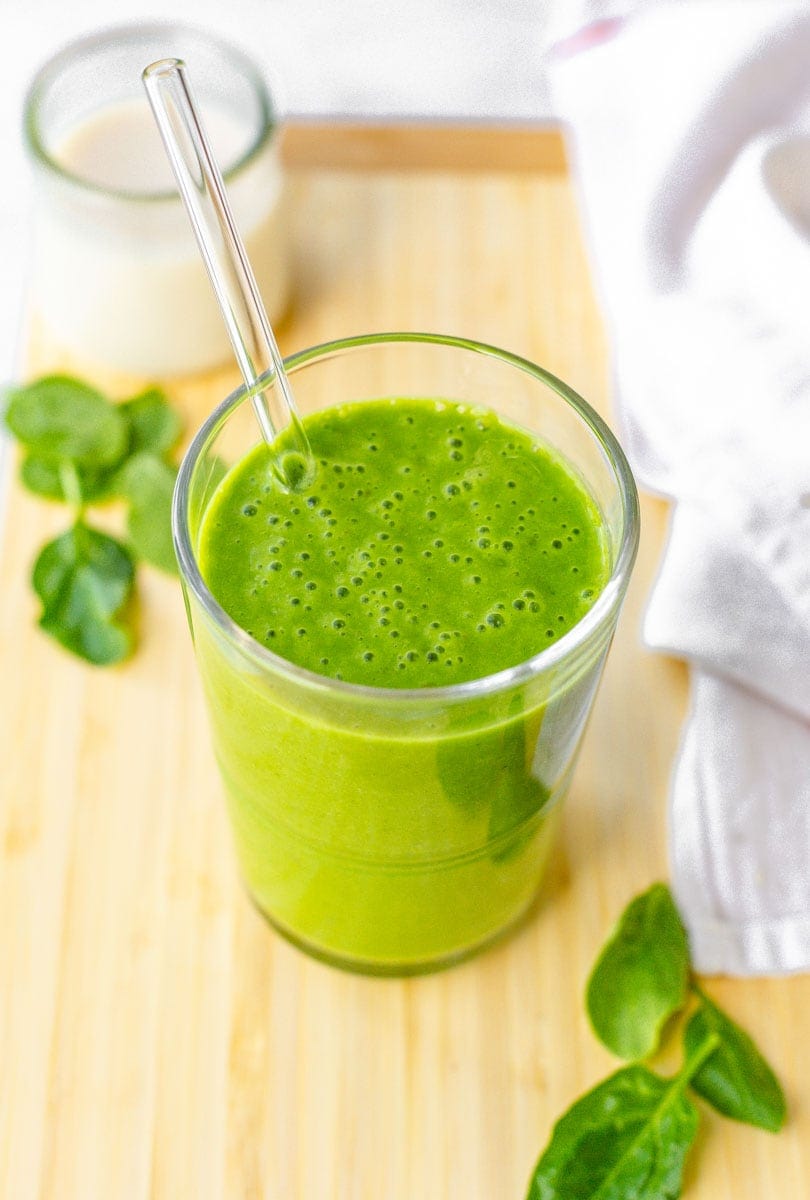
[173, 331, 640, 704]
[22, 20, 277, 204]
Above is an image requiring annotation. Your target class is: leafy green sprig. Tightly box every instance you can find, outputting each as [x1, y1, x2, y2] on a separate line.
[3, 375, 183, 665]
[526, 883, 786, 1200]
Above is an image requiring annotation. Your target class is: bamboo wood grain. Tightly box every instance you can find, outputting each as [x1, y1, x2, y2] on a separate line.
[1, 125, 807, 1200]
[280, 120, 568, 173]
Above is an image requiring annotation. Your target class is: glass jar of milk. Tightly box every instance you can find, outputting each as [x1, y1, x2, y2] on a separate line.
[24, 23, 289, 377]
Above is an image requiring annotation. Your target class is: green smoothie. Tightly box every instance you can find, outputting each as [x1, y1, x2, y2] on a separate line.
[193, 397, 611, 971]
[200, 399, 607, 685]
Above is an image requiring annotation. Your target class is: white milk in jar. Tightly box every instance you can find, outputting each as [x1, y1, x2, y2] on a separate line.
[25, 24, 288, 377]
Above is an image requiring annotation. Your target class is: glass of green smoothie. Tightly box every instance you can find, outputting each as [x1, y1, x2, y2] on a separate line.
[174, 332, 639, 975]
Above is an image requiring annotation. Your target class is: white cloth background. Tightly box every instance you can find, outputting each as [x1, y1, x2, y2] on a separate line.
[550, 1, 810, 974]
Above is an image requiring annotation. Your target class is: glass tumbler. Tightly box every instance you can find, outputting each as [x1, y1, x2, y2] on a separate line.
[174, 333, 639, 975]
[23, 22, 288, 376]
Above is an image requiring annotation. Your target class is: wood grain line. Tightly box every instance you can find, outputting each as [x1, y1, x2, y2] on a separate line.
[281, 120, 568, 173]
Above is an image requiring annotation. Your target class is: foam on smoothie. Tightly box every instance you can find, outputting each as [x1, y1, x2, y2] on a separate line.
[199, 398, 609, 687]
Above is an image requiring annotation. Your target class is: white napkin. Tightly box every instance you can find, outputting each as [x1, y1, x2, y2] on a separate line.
[548, 1, 810, 975]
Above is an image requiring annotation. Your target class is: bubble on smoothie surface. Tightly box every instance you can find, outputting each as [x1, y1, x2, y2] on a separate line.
[198, 398, 609, 687]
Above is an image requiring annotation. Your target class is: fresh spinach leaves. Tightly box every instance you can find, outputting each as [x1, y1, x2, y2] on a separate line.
[5, 375, 128, 468]
[527, 1061, 704, 1200]
[116, 452, 178, 575]
[2, 374, 183, 664]
[586, 883, 690, 1060]
[685, 988, 786, 1133]
[33, 524, 135, 665]
[119, 387, 183, 458]
[526, 884, 786, 1200]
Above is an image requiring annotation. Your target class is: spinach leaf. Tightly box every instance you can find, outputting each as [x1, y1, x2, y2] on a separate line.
[4, 375, 128, 469]
[120, 387, 182, 458]
[32, 523, 135, 665]
[5, 372, 186, 665]
[530, 881, 786, 1200]
[526, 1065, 699, 1200]
[117, 452, 178, 575]
[684, 992, 786, 1132]
[20, 454, 118, 505]
[586, 883, 690, 1060]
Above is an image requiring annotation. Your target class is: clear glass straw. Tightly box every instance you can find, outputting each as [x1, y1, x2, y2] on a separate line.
[142, 57, 313, 491]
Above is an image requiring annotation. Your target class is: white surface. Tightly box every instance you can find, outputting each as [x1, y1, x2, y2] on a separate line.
[551, 1, 810, 974]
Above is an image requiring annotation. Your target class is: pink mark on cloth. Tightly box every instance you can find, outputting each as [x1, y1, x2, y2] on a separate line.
[550, 17, 627, 61]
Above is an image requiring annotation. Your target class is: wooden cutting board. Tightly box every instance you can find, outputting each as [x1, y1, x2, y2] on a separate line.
[1, 122, 808, 1199]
